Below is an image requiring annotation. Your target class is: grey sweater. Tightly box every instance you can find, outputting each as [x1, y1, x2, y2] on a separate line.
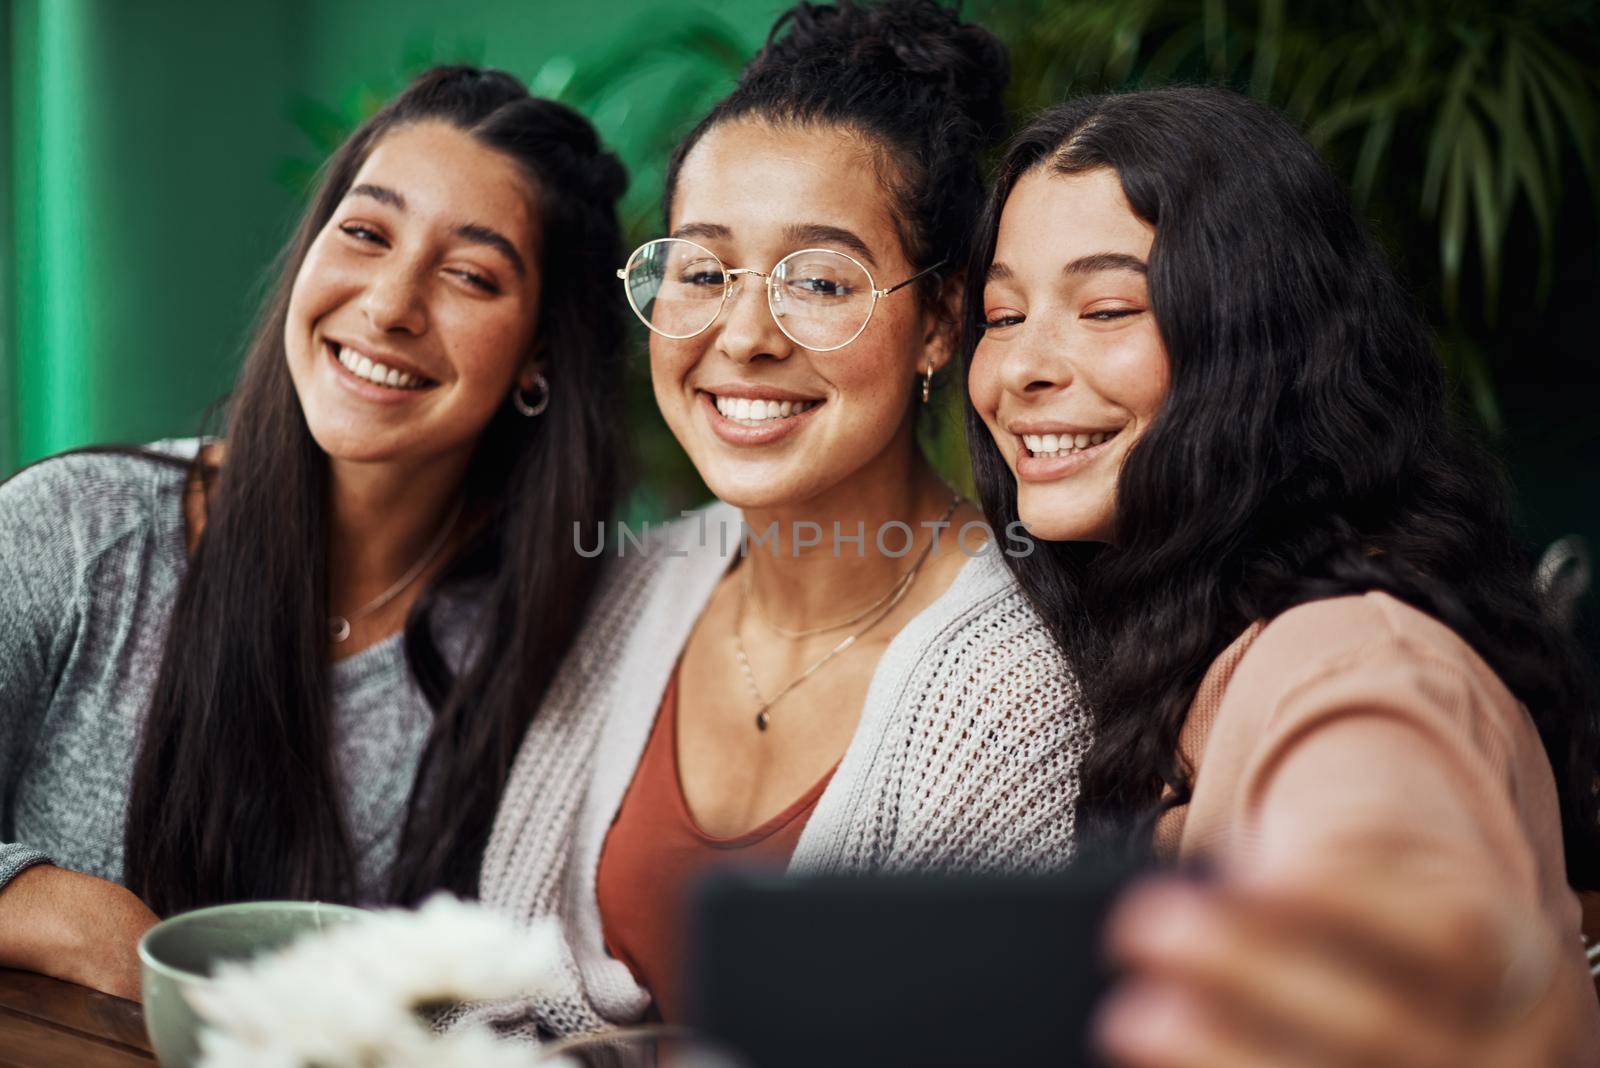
[0, 441, 476, 903]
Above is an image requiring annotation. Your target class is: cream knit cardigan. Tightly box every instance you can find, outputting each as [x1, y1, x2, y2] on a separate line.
[468, 502, 1087, 1039]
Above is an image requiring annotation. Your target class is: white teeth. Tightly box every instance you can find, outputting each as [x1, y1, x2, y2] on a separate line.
[1020, 429, 1119, 457]
[335, 344, 426, 391]
[713, 394, 817, 426]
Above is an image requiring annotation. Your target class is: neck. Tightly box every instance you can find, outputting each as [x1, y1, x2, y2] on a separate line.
[738, 422, 956, 635]
[326, 451, 469, 612]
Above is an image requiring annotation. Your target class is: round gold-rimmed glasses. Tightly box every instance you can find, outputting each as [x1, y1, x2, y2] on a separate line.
[617, 237, 943, 353]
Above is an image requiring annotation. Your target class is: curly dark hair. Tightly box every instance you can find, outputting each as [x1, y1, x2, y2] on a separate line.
[663, 0, 1009, 322]
[963, 87, 1600, 890]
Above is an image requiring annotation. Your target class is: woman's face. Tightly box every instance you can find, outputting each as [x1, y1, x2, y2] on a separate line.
[650, 119, 949, 509]
[286, 120, 543, 468]
[969, 166, 1169, 543]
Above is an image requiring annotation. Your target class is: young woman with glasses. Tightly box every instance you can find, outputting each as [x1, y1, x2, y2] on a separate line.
[0, 67, 627, 1000]
[967, 88, 1600, 1065]
[460, 0, 1085, 1035]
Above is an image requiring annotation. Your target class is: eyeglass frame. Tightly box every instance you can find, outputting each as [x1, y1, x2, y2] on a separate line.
[616, 237, 946, 353]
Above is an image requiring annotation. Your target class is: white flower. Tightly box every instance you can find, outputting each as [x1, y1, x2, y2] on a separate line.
[190, 894, 561, 1068]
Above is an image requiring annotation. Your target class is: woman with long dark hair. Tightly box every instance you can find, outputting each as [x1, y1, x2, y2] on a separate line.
[0, 66, 627, 1000]
[464, 0, 1084, 1035]
[968, 87, 1600, 1063]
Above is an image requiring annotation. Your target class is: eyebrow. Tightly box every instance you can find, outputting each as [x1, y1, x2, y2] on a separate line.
[668, 221, 879, 269]
[345, 183, 526, 278]
[782, 223, 878, 268]
[454, 222, 527, 278]
[985, 252, 1147, 285]
[1063, 252, 1147, 276]
[349, 183, 405, 210]
[671, 222, 732, 242]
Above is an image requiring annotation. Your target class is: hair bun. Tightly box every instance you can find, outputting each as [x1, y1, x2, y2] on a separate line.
[587, 150, 629, 204]
[759, 0, 1009, 142]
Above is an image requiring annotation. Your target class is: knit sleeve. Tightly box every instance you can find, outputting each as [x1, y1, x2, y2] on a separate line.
[0, 458, 95, 888]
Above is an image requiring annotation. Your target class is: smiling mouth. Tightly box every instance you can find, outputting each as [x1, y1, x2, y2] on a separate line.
[1020, 429, 1120, 458]
[704, 390, 823, 427]
[327, 340, 437, 392]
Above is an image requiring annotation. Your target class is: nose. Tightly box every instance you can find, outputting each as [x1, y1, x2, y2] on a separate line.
[714, 273, 793, 365]
[362, 260, 428, 336]
[996, 322, 1072, 398]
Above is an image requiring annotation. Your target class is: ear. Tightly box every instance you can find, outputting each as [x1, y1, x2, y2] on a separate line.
[919, 270, 966, 375]
[517, 348, 545, 391]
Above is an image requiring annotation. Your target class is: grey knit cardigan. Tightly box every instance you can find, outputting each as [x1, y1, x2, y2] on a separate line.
[468, 502, 1088, 1039]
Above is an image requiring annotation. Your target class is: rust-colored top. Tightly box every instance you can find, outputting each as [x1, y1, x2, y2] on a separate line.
[597, 667, 835, 1022]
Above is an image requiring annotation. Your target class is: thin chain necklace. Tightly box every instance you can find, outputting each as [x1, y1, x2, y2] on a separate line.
[749, 553, 916, 639]
[733, 496, 959, 731]
[328, 498, 463, 644]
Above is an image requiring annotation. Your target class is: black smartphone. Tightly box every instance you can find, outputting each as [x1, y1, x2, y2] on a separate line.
[685, 865, 1130, 1068]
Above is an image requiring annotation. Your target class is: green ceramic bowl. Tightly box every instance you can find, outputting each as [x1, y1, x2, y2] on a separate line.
[138, 900, 368, 1068]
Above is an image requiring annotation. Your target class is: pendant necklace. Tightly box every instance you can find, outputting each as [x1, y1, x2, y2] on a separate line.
[328, 498, 463, 644]
[733, 496, 959, 731]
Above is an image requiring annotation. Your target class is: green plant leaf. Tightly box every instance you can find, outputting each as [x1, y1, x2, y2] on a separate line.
[288, 97, 353, 155]
[1248, 0, 1285, 99]
[1443, 331, 1503, 434]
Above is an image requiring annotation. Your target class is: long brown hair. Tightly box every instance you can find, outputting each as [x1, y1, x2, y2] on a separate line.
[124, 67, 630, 914]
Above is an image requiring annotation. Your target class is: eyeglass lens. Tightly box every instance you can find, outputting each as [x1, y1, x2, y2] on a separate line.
[622, 239, 876, 351]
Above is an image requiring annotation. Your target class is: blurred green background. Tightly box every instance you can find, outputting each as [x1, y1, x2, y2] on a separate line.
[3, 0, 1598, 642]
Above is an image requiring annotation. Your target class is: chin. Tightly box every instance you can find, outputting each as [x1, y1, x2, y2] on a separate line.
[700, 468, 806, 511]
[300, 416, 402, 465]
[1015, 493, 1112, 545]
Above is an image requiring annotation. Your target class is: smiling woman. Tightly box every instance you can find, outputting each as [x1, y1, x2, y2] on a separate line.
[967, 87, 1600, 1066]
[461, 0, 1088, 1040]
[0, 66, 628, 1001]
[286, 121, 548, 469]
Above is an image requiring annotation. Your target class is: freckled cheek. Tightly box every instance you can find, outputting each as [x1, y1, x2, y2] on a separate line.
[967, 355, 1004, 430]
[437, 308, 532, 395]
[648, 335, 703, 389]
[287, 260, 366, 347]
[1093, 335, 1170, 422]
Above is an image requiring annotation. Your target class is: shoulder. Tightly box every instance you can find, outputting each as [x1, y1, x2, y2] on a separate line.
[643, 498, 743, 557]
[1241, 592, 1511, 706]
[888, 550, 1082, 714]
[561, 499, 741, 658]
[0, 442, 195, 565]
[1207, 592, 1527, 776]
[587, 499, 742, 599]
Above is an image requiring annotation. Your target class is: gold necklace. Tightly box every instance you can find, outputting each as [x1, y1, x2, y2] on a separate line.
[733, 496, 959, 731]
[328, 498, 462, 644]
[747, 554, 915, 639]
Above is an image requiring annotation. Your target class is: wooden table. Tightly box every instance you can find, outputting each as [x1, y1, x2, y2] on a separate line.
[0, 969, 153, 1066]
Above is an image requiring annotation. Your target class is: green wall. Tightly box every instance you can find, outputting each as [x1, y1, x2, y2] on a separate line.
[2, 0, 786, 474]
